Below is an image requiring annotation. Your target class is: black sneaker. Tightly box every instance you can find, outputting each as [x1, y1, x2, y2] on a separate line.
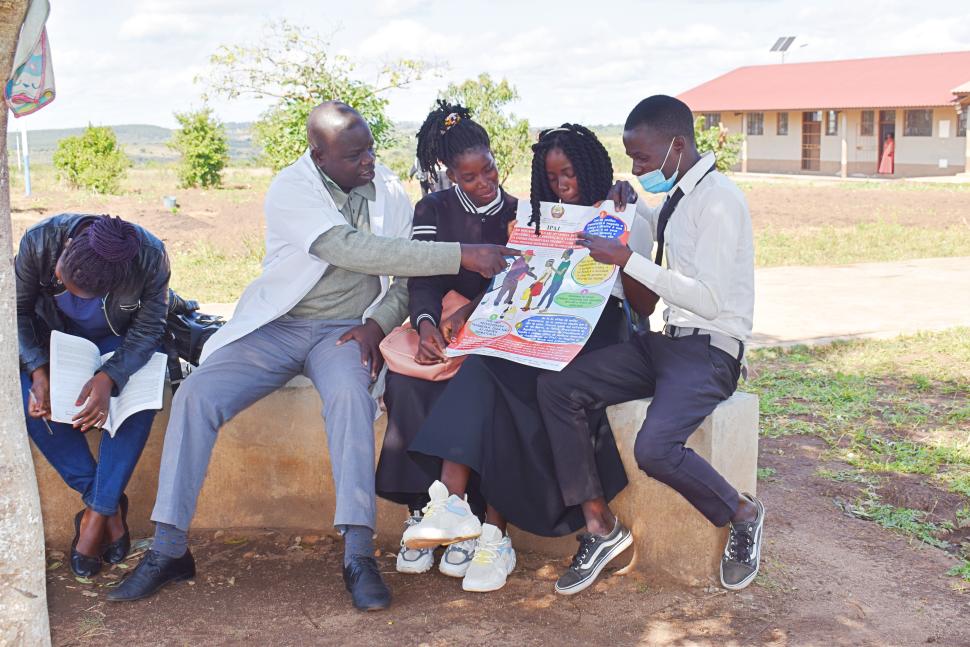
[555, 520, 633, 595]
[720, 493, 765, 590]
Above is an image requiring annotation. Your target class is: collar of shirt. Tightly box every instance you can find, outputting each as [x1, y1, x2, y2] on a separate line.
[317, 167, 376, 211]
[453, 184, 505, 215]
[669, 152, 717, 197]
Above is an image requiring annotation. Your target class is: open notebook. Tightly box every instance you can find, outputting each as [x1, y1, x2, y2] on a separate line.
[49, 331, 166, 436]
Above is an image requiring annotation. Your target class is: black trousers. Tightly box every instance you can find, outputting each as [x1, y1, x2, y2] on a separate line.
[536, 331, 742, 527]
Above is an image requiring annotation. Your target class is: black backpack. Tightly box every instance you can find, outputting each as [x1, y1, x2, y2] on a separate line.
[164, 291, 226, 393]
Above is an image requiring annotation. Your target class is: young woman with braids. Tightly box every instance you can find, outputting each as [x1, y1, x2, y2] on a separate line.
[376, 101, 520, 578]
[17, 214, 170, 578]
[403, 124, 651, 593]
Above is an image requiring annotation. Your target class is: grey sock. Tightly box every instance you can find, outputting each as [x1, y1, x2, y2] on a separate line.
[153, 522, 188, 558]
[341, 525, 374, 566]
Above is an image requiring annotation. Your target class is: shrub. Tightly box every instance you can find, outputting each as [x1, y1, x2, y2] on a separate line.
[169, 107, 230, 188]
[694, 117, 743, 172]
[52, 125, 130, 194]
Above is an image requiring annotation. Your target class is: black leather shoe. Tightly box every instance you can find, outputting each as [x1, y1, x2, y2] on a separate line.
[106, 549, 195, 602]
[342, 555, 391, 611]
[102, 494, 130, 564]
[70, 510, 102, 578]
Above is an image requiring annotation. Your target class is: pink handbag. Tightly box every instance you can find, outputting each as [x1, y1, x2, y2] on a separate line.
[380, 291, 470, 382]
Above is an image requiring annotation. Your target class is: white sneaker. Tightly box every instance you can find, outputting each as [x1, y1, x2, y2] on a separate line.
[439, 539, 476, 578]
[461, 524, 516, 592]
[396, 513, 434, 574]
[402, 481, 482, 550]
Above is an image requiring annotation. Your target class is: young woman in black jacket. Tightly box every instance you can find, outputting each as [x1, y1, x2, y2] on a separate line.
[17, 213, 170, 577]
[376, 101, 518, 578]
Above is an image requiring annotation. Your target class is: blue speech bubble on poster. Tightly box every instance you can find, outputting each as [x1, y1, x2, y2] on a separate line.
[583, 215, 625, 239]
[515, 315, 592, 344]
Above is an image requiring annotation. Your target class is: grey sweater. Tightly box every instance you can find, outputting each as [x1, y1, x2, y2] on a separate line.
[287, 171, 461, 333]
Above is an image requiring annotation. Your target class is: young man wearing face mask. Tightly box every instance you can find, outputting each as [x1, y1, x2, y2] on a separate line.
[536, 94, 762, 595]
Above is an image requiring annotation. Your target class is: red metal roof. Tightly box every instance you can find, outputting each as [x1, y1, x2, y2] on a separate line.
[678, 51, 970, 112]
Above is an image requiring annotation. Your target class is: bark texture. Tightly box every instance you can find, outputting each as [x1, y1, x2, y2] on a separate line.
[0, 1, 52, 645]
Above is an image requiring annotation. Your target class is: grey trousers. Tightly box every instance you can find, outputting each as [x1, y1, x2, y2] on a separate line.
[151, 318, 378, 532]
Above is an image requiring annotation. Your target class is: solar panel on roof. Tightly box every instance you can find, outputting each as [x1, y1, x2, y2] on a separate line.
[770, 37, 787, 52]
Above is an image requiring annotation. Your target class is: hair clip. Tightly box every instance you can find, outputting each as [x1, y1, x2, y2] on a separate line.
[441, 112, 462, 133]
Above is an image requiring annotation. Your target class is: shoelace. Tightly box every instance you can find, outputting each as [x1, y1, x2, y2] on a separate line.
[471, 538, 503, 565]
[420, 498, 445, 519]
[569, 533, 597, 570]
[728, 525, 754, 564]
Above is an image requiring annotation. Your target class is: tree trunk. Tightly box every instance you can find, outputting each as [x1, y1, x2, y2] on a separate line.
[0, 1, 52, 645]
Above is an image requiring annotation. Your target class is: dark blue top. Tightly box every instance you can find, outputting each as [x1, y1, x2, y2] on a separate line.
[54, 291, 121, 354]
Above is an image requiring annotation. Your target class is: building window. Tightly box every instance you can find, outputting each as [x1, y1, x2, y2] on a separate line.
[777, 112, 789, 135]
[746, 112, 764, 135]
[958, 110, 967, 137]
[860, 110, 875, 136]
[825, 110, 839, 135]
[904, 109, 933, 136]
[701, 112, 721, 130]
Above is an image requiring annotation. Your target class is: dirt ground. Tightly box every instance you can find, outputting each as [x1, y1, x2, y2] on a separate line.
[10, 174, 969, 257]
[44, 430, 969, 647]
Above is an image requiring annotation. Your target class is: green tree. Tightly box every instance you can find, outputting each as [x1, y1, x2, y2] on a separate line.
[52, 125, 130, 194]
[440, 74, 530, 183]
[169, 107, 230, 188]
[694, 116, 743, 172]
[203, 20, 431, 171]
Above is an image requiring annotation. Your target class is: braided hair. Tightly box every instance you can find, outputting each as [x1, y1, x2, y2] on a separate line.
[415, 100, 491, 183]
[60, 215, 141, 295]
[528, 124, 613, 234]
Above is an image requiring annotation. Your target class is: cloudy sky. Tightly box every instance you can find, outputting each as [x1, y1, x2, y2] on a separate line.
[16, 0, 970, 130]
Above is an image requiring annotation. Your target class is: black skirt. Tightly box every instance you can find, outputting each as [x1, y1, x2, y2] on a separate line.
[407, 297, 629, 537]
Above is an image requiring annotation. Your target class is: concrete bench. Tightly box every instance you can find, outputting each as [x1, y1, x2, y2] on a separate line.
[32, 378, 758, 586]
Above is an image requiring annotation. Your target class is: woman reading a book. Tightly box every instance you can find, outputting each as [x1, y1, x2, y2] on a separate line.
[17, 214, 171, 577]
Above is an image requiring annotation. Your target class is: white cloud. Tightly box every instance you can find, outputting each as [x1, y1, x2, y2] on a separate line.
[23, 0, 970, 131]
[375, 0, 428, 18]
[119, 12, 205, 40]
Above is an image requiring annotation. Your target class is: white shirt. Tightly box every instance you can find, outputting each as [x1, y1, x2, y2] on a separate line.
[624, 152, 754, 342]
[611, 207, 653, 299]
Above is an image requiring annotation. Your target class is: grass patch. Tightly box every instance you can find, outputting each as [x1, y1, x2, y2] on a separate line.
[170, 240, 264, 303]
[757, 467, 777, 481]
[752, 329, 970, 583]
[756, 222, 970, 267]
[841, 495, 953, 550]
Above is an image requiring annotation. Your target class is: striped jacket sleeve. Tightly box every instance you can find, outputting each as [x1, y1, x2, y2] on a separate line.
[407, 197, 449, 329]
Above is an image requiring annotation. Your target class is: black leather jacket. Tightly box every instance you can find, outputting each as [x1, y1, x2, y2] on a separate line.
[16, 214, 171, 393]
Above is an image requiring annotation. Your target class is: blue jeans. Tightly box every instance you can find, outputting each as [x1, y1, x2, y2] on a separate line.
[22, 335, 156, 515]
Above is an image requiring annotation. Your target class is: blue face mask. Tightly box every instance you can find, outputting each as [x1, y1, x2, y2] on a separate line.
[636, 138, 682, 194]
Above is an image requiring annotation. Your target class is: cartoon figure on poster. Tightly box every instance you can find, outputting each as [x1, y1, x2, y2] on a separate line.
[492, 250, 536, 307]
[536, 248, 573, 312]
[523, 259, 555, 311]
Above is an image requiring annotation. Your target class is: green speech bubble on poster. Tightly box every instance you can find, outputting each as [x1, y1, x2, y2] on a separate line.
[554, 292, 606, 309]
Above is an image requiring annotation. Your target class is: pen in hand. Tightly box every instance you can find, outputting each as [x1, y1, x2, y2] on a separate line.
[29, 391, 54, 434]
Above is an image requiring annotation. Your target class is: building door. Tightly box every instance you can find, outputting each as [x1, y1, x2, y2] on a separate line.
[801, 111, 821, 171]
[878, 110, 896, 174]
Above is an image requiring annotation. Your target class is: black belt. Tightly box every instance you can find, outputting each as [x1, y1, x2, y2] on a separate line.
[662, 324, 745, 362]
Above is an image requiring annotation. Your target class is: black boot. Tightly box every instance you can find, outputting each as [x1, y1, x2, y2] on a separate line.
[343, 555, 391, 611]
[102, 494, 130, 565]
[107, 549, 195, 602]
[70, 509, 102, 578]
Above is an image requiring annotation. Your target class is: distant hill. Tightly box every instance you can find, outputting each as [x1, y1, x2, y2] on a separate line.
[6, 120, 625, 167]
[6, 122, 259, 165]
